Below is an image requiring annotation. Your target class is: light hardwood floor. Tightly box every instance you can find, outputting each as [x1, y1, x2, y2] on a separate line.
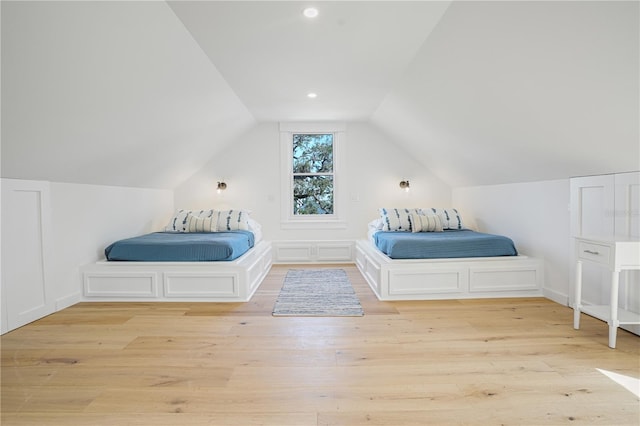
[2, 264, 639, 425]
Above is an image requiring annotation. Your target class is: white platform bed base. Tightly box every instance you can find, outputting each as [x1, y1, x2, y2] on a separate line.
[355, 240, 543, 301]
[81, 241, 272, 302]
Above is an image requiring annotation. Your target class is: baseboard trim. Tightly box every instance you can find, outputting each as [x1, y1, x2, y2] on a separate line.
[543, 287, 569, 306]
[55, 292, 82, 311]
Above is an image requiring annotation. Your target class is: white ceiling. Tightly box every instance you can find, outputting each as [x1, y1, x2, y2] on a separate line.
[1, 1, 638, 189]
[168, 1, 451, 121]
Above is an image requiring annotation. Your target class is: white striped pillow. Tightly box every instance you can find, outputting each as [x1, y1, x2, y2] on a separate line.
[184, 213, 217, 232]
[165, 209, 215, 232]
[410, 213, 443, 232]
[420, 208, 465, 230]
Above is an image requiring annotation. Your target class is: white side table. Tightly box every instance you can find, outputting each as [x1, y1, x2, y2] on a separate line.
[573, 236, 640, 348]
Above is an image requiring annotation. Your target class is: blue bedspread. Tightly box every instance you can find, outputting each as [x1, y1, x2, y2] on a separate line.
[105, 231, 255, 262]
[373, 229, 518, 259]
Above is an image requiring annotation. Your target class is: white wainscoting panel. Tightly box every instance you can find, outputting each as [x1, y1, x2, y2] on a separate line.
[1, 179, 55, 333]
[84, 272, 158, 298]
[469, 265, 541, 292]
[272, 241, 354, 263]
[163, 272, 239, 298]
[388, 267, 468, 296]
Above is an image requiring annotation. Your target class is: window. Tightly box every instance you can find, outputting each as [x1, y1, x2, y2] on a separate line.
[280, 122, 346, 229]
[292, 133, 334, 215]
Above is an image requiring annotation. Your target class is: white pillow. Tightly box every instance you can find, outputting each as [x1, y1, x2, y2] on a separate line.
[247, 218, 261, 233]
[410, 213, 443, 232]
[191, 209, 215, 218]
[165, 209, 192, 232]
[247, 218, 263, 243]
[420, 208, 465, 230]
[165, 209, 215, 232]
[184, 213, 217, 232]
[368, 218, 384, 231]
[379, 208, 419, 232]
[216, 209, 251, 231]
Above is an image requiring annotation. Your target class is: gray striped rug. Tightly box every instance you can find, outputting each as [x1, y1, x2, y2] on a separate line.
[272, 269, 364, 317]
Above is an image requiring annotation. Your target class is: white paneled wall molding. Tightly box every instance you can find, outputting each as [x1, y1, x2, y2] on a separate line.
[1, 179, 55, 334]
[271, 241, 354, 263]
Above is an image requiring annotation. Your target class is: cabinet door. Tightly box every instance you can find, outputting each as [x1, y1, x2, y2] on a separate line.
[570, 175, 615, 306]
[614, 171, 640, 239]
[615, 172, 640, 335]
[570, 174, 615, 238]
[1, 179, 54, 333]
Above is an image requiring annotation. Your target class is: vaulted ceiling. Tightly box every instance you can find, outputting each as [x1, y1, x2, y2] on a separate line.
[168, 1, 450, 122]
[2, 1, 638, 189]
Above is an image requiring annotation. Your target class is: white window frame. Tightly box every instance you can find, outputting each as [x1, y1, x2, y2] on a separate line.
[280, 122, 347, 230]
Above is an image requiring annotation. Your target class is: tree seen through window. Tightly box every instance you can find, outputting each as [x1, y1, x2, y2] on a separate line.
[292, 134, 334, 215]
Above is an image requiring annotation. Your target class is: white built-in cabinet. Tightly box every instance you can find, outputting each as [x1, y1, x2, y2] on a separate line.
[570, 171, 640, 336]
[1, 179, 55, 334]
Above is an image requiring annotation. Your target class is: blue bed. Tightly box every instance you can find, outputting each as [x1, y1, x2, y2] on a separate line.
[373, 229, 518, 259]
[105, 231, 255, 262]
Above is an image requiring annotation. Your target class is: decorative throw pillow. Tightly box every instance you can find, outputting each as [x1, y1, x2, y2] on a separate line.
[184, 213, 217, 232]
[164, 209, 192, 232]
[420, 208, 465, 230]
[165, 209, 215, 232]
[191, 209, 215, 219]
[410, 213, 443, 232]
[216, 209, 250, 231]
[379, 208, 419, 232]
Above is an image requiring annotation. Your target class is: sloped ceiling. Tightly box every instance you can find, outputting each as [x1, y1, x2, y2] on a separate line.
[1, 1, 255, 189]
[167, 1, 450, 121]
[371, 1, 639, 187]
[2, 1, 638, 189]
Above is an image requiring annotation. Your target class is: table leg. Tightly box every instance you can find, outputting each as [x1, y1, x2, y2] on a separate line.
[574, 260, 583, 329]
[608, 270, 620, 349]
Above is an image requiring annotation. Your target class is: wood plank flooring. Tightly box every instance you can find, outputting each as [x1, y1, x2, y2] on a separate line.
[2, 264, 639, 425]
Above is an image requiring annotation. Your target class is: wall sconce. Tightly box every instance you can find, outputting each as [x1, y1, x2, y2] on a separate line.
[216, 181, 227, 194]
[399, 180, 410, 192]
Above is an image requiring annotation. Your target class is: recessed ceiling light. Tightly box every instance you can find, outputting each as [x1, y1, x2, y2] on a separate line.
[303, 7, 319, 18]
[307, 92, 318, 99]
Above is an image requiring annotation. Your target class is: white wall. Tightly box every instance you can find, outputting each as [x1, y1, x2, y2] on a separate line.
[1, 179, 173, 331]
[48, 182, 173, 309]
[174, 121, 452, 241]
[453, 180, 571, 304]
